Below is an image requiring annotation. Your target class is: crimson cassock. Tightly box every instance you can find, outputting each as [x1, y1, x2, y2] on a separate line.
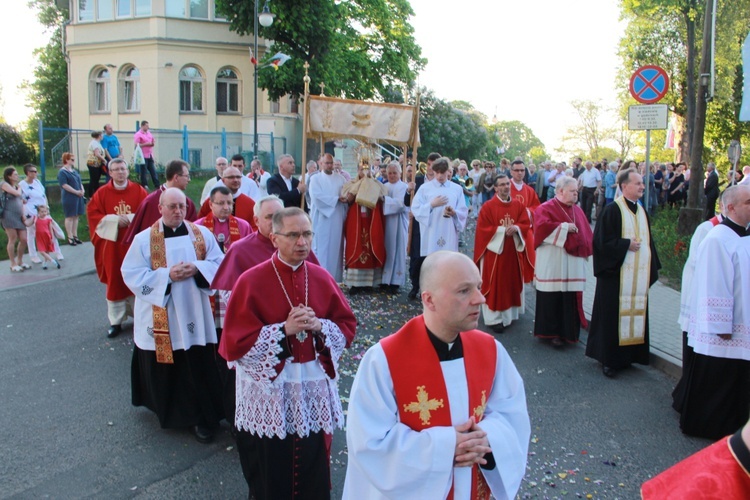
[211, 231, 319, 292]
[344, 201, 386, 270]
[474, 196, 531, 314]
[87, 180, 148, 300]
[219, 255, 356, 498]
[123, 185, 197, 245]
[197, 193, 257, 232]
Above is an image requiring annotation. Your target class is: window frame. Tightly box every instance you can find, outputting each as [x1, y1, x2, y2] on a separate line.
[90, 67, 111, 114]
[179, 65, 205, 114]
[119, 65, 141, 113]
[216, 67, 241, 114]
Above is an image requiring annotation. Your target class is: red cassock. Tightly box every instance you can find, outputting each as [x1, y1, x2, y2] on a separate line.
[219, 254, 356, 374]
[641, 434, 750, 499]
[87, 180, 148, 301]
[344, 201, 386, 270]
[473, 196, 531, 313]
[510, 182, 539, 282]
[211, 231, 319, 291]
[198, 193, 257, 231]
[123, 186, 198, 245]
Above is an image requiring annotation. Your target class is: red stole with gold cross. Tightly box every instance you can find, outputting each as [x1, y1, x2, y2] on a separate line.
[200, 212, 242, 252]
[380, 315, 497, 500]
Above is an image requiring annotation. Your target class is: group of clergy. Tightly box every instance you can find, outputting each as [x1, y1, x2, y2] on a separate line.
[469, 160, 665, 382]
[307, 153, 409, 294]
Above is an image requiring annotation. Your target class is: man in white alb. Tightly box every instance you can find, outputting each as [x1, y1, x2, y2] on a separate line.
[381, 161, 409, 290]
[308, 153, 348, 281]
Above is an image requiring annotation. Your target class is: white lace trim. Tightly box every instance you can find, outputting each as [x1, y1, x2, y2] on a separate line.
[232, 320, 348, 439]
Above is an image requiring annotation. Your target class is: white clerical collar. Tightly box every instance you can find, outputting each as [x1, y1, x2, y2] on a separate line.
[217, 218, 227, 223]
[113, 181, 128, 190]
[497, 195, 511, 203]
[512, 180, 524, 189]
[277, 253, 303, 271]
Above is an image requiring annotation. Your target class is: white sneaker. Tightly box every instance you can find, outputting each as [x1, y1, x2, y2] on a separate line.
[31, 258, 42, 264]
[56, 254, 64, 260]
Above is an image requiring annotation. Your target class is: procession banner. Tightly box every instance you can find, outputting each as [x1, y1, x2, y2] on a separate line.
[307, 96, 418, 144]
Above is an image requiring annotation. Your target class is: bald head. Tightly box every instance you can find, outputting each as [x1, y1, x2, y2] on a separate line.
[723, 185, 750, 227]
[420, 251, 485, 342]
[158, 187, 188, 229]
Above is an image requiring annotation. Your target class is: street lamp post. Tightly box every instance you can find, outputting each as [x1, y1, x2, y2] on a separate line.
[253, 1, 275, 160]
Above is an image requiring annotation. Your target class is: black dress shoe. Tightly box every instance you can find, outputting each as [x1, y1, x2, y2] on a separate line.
[348, 286, 360, 295]
[602, 366, 617, 378]
[194, 425, 214, 444]
[491, 323, 506, 334]
[107, 324, 122, 338]
[407, 287, 419, 300]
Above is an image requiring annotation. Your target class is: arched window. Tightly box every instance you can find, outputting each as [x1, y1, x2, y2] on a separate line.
[119, 65, 140, 112]
[179, 66, 204, 113]
[216, 67, 240, 114]
[90, 67, 110, 113]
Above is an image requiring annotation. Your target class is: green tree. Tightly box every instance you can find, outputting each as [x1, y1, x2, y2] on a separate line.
[486, 120, 546, 163]
[0, 123, 34, 164]
[416, 89, 488, 161]
[216, 0, 426, 102]
[22, 0, 69, 161]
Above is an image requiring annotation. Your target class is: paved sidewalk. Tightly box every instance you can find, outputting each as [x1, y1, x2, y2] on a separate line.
[0, 242, 95, 291]
[581, 257, 683, 377]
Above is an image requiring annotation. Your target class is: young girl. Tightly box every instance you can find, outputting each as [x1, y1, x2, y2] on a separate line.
[32, 205, 62, 269]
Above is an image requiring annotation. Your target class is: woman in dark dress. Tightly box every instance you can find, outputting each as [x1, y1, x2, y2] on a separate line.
[57, 152, 86, 245]
[668, 163, 686, 208]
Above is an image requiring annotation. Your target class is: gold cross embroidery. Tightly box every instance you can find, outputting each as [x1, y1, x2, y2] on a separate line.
[473, 390, 488, 421]
[501, 213, 515, 227]
[404, 386, 444, 425]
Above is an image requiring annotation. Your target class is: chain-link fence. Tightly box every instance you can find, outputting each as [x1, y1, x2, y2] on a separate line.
[37, 123, 287, 186]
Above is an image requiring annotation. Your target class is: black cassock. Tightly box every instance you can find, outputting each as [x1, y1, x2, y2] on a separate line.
[585, 199, 660, 370]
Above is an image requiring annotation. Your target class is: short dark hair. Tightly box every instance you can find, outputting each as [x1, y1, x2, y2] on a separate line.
[141, 120, 149, 126]
[431, 157, 450, 173]
[165, 159, 189, 180]
[427, 152, 441, 162]
[209, 185, 231, 200]
[91, 131, 102, 139]
[231, 154, 245, 164]
[23, 163, 37, 175]
[511, 159, 524, 167]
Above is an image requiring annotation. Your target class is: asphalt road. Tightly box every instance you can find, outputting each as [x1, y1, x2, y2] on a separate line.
[1, 271, 709, 499]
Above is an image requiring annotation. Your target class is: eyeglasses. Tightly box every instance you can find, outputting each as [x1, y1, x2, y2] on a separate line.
[28, 170, 38, 173]
[512, 169, 525, 172]
[162, 203, 187, 211]
[275, 231, 314, 240]
[223, 175, 242, 179]
[109, 168, 128, 172]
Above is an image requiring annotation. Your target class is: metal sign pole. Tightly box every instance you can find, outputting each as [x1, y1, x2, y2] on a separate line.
[644, 129, 651, 213]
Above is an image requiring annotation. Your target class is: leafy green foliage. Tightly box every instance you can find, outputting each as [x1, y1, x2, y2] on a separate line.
[486, 120, 546, 163]
[216, 0, 426, 102]
[0, 124, 34, 164]
[415, 89, 488, 162]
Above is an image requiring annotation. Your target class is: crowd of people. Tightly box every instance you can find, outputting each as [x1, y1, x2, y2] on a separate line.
[3, 137, 750, 498]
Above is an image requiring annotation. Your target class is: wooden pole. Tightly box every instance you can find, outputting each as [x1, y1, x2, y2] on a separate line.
[406, 92, 421, 255]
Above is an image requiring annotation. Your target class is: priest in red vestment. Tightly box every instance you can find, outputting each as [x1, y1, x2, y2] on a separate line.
[474, 174, 532, 333]
[641, 418, 750, 499]
[86, 158, 148, 338]
[123, 159, 197, 245]
[509, 160, 539, 282]
[220, 207, 356, 500]
[197, 166, 257, 231]
[341, 166, 387, 292]
[532, 177, 593, 346]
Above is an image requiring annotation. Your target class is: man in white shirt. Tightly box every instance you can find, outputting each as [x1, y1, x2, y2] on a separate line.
[578, 161, 602, 223]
